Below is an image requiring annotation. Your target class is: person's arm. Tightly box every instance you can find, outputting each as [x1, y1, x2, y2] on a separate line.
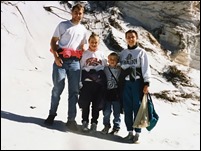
[141, 51, 151, 94]
[79, 31, 88, 52]
[50, 37, 63, 67]
[79, 43, 85, 52]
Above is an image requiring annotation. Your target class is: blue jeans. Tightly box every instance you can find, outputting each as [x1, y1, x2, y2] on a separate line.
[103, 101, 121, 129]
[123, 80, 142, 133]
[49, 58, 80, 121]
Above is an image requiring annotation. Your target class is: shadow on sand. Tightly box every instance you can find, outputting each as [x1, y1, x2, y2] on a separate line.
[66, 125, 129, 144]
[1, 110, 130, 144]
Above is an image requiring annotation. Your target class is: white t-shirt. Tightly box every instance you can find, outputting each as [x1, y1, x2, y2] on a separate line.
[53, 20, 87, 50]
[80, 49, 107, 72]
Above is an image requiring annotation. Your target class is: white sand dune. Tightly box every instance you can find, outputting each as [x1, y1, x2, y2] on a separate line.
[1, 1, 200, 150]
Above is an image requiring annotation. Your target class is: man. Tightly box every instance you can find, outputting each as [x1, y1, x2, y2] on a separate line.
[44, 3, 87, 131]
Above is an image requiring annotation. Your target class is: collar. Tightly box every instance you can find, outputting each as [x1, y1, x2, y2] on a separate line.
[128, 44, 138, 50]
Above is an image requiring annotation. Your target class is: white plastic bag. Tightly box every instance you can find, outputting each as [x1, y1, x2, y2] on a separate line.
[133, 94, 150, 128]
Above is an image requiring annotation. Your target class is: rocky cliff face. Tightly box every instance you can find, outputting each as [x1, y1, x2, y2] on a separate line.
[1, 1, 200, 102]
[115, 1, 200, 70]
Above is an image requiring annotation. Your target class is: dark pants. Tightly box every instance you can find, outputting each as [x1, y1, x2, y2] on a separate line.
[123, 79, 143, 133]
[78, 81, 106, 124]
[103, 101, 121, 129]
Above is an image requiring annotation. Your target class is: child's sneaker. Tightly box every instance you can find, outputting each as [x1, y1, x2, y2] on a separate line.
[82, 121, 89, 132]
[90, 123, 97, 132]
[124, 132, 134, 143]
[101, 125, 110, 134]
[109, 128, 119, 135]
[133, 133, 140, 144]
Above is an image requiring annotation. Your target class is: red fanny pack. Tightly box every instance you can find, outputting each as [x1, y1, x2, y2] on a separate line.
[50, 48, 83, 59]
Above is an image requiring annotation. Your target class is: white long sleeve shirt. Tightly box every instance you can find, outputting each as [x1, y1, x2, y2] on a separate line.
[80, 49, 107, 72]
[119, 46, 151, 84]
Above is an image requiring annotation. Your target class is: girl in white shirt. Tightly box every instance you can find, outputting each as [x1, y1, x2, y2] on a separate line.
[78, 32, 107, 132]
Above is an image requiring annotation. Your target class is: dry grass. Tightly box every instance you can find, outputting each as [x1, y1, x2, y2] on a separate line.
[162, 65, 193, 87]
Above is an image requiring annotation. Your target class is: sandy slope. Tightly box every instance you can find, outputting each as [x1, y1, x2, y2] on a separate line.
[1, 1, 200, 150]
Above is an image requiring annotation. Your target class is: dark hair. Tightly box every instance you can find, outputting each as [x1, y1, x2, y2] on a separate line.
[72, 3, 85, 12]
[89, 32, 99, 41]
[125, 29, 138, 39]
[108, 52, 119, 62]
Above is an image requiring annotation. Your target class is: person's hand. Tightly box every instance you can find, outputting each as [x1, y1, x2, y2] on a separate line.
[79, 82, 83, 89]
[55, 57, 63, 67]
[143, 85, 149, 94]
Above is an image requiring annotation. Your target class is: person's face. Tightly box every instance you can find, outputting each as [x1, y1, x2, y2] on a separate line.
[126, 32, 137, 47]
[89, 36, 99, 51]
[108, 56, 118, 67]
[71, 8, 84, 23]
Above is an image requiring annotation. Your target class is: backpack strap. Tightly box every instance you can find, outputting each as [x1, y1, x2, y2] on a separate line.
[108, 66, 118, 85]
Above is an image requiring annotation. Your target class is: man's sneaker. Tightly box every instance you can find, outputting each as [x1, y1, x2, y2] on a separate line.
[90, 123, 97, 132]
[124, 132, 134, 143]
[44, 115, 55, 125]
[133, 133, 140, 143]
[109, 128, 119, 135]
[101, 125, 110, 134]
[66, 120, 78, 131]
[82, 121, 89, 132]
